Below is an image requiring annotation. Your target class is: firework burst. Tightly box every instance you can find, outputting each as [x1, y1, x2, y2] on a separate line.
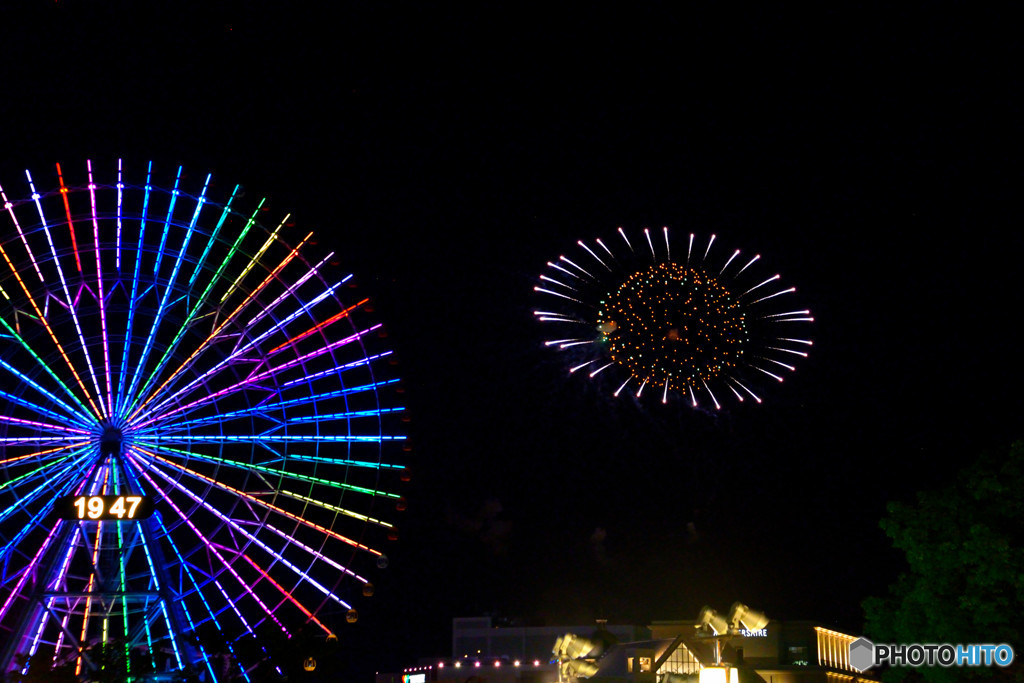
[534, 228, 813, 408]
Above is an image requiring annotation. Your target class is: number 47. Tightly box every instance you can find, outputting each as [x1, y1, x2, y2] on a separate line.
[109, 496, 144, 519]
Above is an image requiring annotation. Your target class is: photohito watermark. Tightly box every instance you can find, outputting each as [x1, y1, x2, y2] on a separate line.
[849, 638, 1015, 672]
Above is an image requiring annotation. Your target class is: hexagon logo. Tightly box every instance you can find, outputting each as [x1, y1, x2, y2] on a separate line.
[849, 637, 875, 672]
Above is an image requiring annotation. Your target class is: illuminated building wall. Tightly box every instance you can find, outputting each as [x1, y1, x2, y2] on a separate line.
[638, 621, 877, 683]
[454, 617, 647, 662]
[378, 618, 877, 683]
[376, 618, 646, 683]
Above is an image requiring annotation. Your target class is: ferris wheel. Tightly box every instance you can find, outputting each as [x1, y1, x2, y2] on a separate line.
[0, 161, 407, 680]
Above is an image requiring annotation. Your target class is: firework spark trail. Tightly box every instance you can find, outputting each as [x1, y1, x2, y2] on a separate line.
[578, 240, 612, 271]
[536, 228, 813, 407]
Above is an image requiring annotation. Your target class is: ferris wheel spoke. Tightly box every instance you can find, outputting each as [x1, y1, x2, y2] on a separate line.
[284, 451, 406, 471]
[85, 161, 116, 418]
[132, 454, 357, 621]
[123, 460, 286, 641]
[0, 245, 103, 419]
[241, 253, 342, 332]
[137, 442, 400, 503]
[217, 217, 286, 306]
[133, 325, 382, 430]
[23, 172, 108, 420]
[0, 413, 90, 438]
[248, 322, 380, 383]
[132, 524, 186, 672]
[232, 551, 332, 635]
[131, 276, 359, 426]
[146, 433, 398, 445]
[0, 318, 96, 426]
[251, 404, 399, 434]
[0, 520, 63, 623]
[1, 162, 405, 676]
[125, 225, 313, 424]
[121, 198, 257, 415]
[214, 544, 333, 634]
[262, 296, 369, 357]
[120, 169, 208, 417]
[153, 197, 265, 378]
[275, 352, 392, 393]
[185, 185, 241, 290]
[128, 456, 303, 638]
[0, 183, 45, 284]
[52, 164, 84, 274]
[141, 378, 400, 439]
[145, 514, 234, 682]
[0, 470, 91, 586]
[149, 167, 185, 283]
[0, 443, 88, 470]
[128, 176, 220, 403]
[274, 489, 395, 529]
[217, 261, 352, 363]
[151, 384, 399, 433]
[0, 451, 89, 511]
[0, 449, 90, 517]
[135, 448, 384, 557]
[135, 237, 334, 428]
[260, 520, 370, 585]
[114, 162, 160, 419]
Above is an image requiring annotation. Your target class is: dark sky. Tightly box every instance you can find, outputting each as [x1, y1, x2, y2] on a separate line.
[2, 2, 1023, 679]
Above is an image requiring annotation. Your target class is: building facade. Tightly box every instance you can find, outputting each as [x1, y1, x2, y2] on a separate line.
[377, 617, 878, 683]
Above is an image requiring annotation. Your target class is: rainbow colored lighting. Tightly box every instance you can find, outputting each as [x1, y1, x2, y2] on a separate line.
[0, 161, 406, 680]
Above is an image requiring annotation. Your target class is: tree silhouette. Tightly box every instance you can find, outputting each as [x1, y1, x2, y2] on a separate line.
[864, 441, 1024, 682]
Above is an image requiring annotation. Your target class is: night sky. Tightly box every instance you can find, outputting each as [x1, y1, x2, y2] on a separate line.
[2, 3, 1022, 679]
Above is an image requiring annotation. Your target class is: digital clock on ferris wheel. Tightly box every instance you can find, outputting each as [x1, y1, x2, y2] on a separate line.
[55, 495, 154, 521]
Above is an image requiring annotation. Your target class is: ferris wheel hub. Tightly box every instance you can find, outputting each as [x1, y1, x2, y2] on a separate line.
[99, 424, 126, 458]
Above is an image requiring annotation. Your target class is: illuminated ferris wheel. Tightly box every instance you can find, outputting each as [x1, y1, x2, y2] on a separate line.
[0, 161, 406, 680]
